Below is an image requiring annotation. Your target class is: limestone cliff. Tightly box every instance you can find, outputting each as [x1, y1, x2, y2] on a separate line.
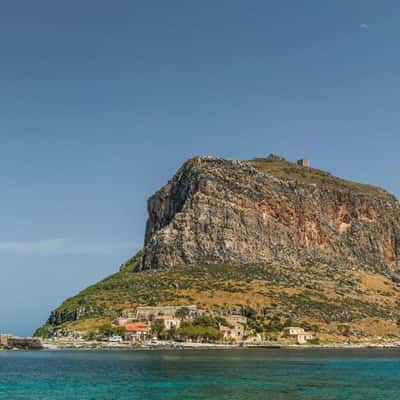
[140, 156, 400, 274]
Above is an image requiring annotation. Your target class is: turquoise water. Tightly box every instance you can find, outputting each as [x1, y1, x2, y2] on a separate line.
[1, 349, 400, 399]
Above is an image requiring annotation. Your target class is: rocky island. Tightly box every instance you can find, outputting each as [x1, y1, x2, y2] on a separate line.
[36, 155, 400, 346]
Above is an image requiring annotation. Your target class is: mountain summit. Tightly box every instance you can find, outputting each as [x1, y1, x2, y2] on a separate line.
[139, 155, 399, 272]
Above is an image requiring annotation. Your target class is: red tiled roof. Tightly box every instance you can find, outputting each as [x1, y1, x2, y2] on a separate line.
[124, 323, 150, 332]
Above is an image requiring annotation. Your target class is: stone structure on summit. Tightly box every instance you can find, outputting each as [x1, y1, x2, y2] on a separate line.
[297, 158, 310, 167]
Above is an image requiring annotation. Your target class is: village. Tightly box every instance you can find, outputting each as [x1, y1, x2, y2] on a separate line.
[40, 305, 316, 349]
[0, 305, 317, 350]
[109, 305, 253, 344]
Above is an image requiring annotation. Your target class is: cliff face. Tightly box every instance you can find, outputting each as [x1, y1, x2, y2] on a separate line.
[141, 156, 400, 273]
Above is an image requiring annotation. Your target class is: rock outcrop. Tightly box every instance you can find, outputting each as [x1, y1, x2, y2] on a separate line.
[140, 156, 400, 273]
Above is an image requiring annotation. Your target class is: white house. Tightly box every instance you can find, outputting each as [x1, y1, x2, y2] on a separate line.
[283, 327, 313, 344]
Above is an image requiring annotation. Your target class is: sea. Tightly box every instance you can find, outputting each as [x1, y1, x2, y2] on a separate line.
[1, 348, 400, 399]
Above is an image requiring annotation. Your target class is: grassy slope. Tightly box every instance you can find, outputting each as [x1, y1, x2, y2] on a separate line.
[38, 259, 400, 342]
[248, 156, 390, 197]
[37, 157, 400, 342]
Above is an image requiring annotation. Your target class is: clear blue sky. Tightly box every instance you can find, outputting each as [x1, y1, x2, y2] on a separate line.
[1, 1, 399, 336]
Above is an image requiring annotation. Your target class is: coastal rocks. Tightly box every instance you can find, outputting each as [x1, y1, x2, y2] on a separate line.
[139, 156, 400, 273]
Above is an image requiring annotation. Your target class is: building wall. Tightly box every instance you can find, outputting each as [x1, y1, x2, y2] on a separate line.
[154, 318, 181, 330]
[285, 327, 305, 335]
[0, 335, 10, 346]
[297, 334, 307, 344]
[114, 318, 129, 326]
[124, 331, 150, 341]
[220, 321, 245, 341]
[135, 305, 198, 320]
[6, 337, 42, 349]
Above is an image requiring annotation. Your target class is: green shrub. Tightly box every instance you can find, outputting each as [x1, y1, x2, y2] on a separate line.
[178, 323, 223, 342]
[307, 337, 320, 345]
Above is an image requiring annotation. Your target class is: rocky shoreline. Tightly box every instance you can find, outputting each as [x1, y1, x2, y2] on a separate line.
[3, 336, 400, 351]
[36, 339, 400, 351]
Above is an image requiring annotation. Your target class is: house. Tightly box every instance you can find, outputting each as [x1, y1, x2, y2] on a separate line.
[153, 316, 181, 330]
[283, 327, 305, 336]
[219, 324, 245, 341]
[219, 315, 247, 341]
[296, 333, 313, 344]
[114, 317, 129, 326]
[283, 327, 313, 344]
[124, 323, 151, 342]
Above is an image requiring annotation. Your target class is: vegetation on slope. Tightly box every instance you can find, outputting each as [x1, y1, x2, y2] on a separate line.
[36, 253, 400, 342]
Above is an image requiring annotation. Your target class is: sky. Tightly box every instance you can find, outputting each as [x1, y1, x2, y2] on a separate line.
[1, 1, 400, 336]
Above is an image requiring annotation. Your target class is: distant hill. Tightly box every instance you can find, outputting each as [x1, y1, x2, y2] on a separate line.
[36, 155, 400, 342]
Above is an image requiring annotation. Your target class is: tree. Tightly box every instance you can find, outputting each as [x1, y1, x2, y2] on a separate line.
[241, 306, 257, 320]
[99, 323, 115, 337]
[166, 326, 178, 340]
[192, 315, 219, 328]
[175, 307, 190, 320]
[34, 325, 51, 338]
[177, 321, 223, 342]
[152, 322, 166, 339]
[84, 331, 97, 341]
[99, 323, 125, 337]
[113, 326, 125, 336]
